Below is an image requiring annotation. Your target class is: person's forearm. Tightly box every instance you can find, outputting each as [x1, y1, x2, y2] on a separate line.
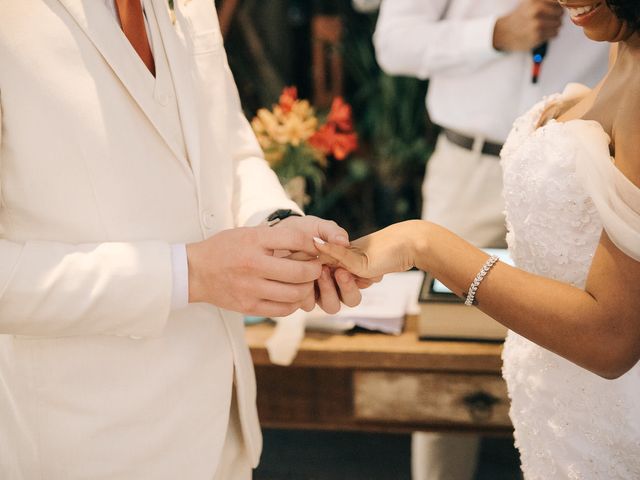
[374, 1, 501, 79]
[413, 221, 635, 378]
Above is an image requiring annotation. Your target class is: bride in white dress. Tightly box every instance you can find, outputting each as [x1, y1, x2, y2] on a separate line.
[315, 1, 640, 478]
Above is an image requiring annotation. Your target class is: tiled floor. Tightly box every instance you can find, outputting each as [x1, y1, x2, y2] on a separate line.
[255, 430, 522, 480]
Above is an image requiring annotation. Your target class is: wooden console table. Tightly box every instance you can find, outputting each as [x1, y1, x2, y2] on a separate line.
[246, 317, 512, 434]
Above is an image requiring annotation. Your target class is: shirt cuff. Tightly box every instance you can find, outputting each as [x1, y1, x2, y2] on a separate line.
[170, 243, 189, 310]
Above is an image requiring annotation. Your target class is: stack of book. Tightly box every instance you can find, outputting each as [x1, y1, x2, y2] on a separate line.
[417, 249, 511, 342]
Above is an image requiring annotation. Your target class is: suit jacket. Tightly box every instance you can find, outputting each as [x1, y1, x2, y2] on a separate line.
[0, 0, 298, 478]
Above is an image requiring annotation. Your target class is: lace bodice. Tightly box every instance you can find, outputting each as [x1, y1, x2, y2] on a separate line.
[500, 85, 640, 479]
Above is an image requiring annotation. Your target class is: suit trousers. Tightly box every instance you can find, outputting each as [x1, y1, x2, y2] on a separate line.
[421, 133, 507, 248]
[213, 389, 253, 480]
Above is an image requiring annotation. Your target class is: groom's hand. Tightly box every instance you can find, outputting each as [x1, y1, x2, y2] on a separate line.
[276, 216, 369, 313]
[186, 226, 323, 317]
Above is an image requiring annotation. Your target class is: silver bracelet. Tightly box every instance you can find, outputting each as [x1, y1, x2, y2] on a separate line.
[464, 255, 500, 306]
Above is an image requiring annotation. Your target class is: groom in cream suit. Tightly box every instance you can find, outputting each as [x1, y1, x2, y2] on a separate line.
[0, 1, 363, 478]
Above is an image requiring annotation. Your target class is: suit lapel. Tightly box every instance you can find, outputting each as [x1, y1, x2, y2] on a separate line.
[154, 0, 226, 193]
[151, 0, 203, 184]
[57, 0, 189, 167]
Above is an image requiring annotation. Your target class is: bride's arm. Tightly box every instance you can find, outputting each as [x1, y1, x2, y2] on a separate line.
[419, 223, 639, 380]
[317, 72, 640, 380]
[316, 220, 640, 380]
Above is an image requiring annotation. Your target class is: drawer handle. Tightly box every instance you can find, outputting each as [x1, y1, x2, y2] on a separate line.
[463, 391, 500, 422]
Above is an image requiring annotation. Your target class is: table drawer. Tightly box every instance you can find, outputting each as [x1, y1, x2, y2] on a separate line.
[354, 371, 511, 428]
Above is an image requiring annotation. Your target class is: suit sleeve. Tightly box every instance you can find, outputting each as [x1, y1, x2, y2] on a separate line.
[221, 58, 303, 227]
[0, 96, 173, 338]
[373, 0, 502, 79]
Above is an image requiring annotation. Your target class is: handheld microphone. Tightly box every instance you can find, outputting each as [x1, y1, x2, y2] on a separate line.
[531, 43, 548, 84]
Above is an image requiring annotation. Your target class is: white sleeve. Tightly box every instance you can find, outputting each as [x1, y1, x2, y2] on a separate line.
[170, 243, 189, 310]
[571, 122, 640, 262]
[0, 97, 173, 338]
[0, 240, 173, 337]
[373, 0, 502, 79]
[221, 56, 303, 227]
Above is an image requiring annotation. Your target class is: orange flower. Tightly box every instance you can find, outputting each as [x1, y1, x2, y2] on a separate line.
[309, 123, 358, 161]
[278, 86, 298, 114]
[308, 124, 331, 155]
[332, 131, 358, 160]
[327, 97, 353, 132]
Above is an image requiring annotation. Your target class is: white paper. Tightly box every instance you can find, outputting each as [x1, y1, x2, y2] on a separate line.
[314, 271, 424, 335]
[265, 271, 425, 366]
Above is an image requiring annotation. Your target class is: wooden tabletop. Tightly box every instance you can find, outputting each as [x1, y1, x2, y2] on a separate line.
[246, 317, 504, 374]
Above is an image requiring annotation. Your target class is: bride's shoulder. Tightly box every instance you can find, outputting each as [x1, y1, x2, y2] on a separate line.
[613, 87, 640, 189]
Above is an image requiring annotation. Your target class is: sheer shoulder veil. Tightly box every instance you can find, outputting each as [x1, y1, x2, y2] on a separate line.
[568, 120, 640, 261]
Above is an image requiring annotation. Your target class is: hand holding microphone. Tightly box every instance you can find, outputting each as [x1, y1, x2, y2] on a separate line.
[493, 0, 563, 52]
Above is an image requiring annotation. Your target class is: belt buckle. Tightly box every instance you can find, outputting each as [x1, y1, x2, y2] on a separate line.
[471, 135, 485, 155]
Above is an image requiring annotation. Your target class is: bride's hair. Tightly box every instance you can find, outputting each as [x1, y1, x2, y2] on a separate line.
[606, 0, 640, 31]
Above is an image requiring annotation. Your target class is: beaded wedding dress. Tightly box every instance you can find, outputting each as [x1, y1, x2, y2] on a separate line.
[500, 84, 640, 479]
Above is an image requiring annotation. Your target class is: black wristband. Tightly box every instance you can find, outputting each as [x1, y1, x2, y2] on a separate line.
[266, 209, 303, 227]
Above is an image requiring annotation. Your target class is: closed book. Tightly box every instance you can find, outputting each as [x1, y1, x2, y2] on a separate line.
[418, 297, 507, 342]
[418, 248, 512, 342]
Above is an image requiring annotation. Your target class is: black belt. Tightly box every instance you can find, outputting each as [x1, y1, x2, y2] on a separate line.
[442, 128, 503, 157]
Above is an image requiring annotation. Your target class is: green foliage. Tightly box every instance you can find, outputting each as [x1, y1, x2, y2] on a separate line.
[273, 144, 326, 195]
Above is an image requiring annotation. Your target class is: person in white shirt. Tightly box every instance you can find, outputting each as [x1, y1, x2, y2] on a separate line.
[373, 0, 608, 479]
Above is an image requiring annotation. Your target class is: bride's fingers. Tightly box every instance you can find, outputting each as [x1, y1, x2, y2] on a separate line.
[317, 252, 342, 268]
[355, 275, 382, 289]
[285, 251, 318, 261]
[313, 238, 368, 277]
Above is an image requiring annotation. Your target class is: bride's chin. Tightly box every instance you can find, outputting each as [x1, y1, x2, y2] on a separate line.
[582, 18, 635, 43]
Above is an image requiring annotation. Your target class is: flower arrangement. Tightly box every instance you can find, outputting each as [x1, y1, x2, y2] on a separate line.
[251, 87, 358, 208]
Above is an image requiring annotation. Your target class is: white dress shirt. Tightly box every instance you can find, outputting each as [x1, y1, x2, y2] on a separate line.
[374, 0, 609, 143]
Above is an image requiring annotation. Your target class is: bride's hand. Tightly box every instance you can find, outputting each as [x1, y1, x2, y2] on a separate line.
[314, 220, 425, 279]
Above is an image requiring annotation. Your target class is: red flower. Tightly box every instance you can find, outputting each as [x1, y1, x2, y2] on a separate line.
[309, 124, 333, 155]
[332, 131, 358, 160]
[278, 86, 298, 114]
[309, 123, 358, 161]
[327, 97, 353, 132]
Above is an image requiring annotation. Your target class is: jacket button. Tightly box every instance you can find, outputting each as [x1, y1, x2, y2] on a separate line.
[157, 92, 172, 106]
[201, 211, 215, 229]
